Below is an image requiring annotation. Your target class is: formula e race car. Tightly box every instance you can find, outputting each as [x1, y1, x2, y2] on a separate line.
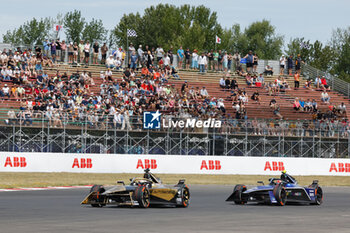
[226, 171, 323, 206]
[81, 169, 190, 208]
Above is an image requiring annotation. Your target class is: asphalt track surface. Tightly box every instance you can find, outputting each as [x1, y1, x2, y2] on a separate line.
[1, 185, 350, 233]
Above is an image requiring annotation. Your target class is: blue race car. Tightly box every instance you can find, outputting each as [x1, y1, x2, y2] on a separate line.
[226, 171, 323, 206]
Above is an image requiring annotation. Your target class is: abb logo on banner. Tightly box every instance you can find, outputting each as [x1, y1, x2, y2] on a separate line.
[200, 160, 221, 170]
[264, 161, 285, 171]
[136, 159, 157, 169]
[4, 157, 27, 167]
[329, 162, 350, 173]
[72, 158, 92, 168]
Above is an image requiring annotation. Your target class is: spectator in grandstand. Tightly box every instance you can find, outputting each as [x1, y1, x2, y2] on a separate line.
[106, 55, 115, 69]
[1, 84, 10, 99]
[269, 98, 277, 109]
[22, 108, 33, 126]
[311, 99, 318, 112]
[295, 54, 303, 74]
[315, 76, 321, 89]
[279, 55, 286, 75]
[43, 39, 50, 56]
[337, 102, 347, 115]
[92, 42, 99, 64]
[185, 48, 191, 70]
[200, 86, 209, 98]
[177, 46, 184, 69]
[233, 51, 241, 71]
[243, 50, 254, 74]
[156, 45, 164, 64]
[321, 90, 330, 104]
[294, 72, 300, 89]
[320, 76, 330, 90]
[198, 53, 207, 73]
[304, 79, 312, 90]
[84, 41, 90, 66]
[219, 77, 226, 89]
[130, 51, 138, 70]
[253, 53, 259, 73]
[60, 40, 67, 62]
[6, 109, 17, 125]
[227, 53, 233, 72]
[293, 98, 301, 111]
[191, 49, 199, 70]
[287, 54, 294, 76]
[263, 65, 273, 76]
[100, 43, 108, 64]
[251, 91, 260, 104]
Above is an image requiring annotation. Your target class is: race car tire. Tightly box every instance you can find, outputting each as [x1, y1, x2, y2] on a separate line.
[312, 186, 323, 205]
[273, 183, 287, 206]
[179, 185, 190, 208]
[233, 184, 247, 205]
[90, 185, 106, 207]
[134, 185, 150, 208]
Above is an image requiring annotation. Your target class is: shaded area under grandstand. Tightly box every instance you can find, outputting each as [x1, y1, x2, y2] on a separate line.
[0, 185, 350, 233]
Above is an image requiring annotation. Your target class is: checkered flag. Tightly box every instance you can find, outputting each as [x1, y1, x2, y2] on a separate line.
[127, 29, 137, 37]
[300, 42, 310, 50]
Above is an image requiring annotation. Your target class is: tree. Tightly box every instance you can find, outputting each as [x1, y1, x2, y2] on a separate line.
[112, 4, 223, 52]
[112, 12, 142, 49]
[3, 17, 51, 46]
[285, 37, 314, 62]
[82, 19, 107, 44]
[64, 10, 85, 43]
[244, 20, 283, 59]
[330, 27, 350, 80]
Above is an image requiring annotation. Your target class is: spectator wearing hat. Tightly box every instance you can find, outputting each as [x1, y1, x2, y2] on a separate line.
[1, 84, 10, 98]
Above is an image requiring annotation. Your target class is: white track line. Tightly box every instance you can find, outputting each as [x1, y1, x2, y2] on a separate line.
[0, 185, 92, 192]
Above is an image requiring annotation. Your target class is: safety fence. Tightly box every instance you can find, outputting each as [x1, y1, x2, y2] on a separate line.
[0, 109, 349, 157]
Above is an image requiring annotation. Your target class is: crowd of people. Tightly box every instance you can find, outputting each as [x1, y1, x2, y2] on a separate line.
[0, 42, 348, 138]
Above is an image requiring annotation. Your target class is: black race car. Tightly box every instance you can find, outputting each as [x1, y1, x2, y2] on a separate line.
[81, 169, 190, 208]
[226, 171, 323, 206]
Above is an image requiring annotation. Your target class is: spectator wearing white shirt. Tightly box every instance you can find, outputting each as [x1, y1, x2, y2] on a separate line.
[198, 53, 207, 73]
[115, 57, 122, 70]
[321, 90, 330, 104]
[156, 45, 164, 63]
[191, 50, 199, 69]
[106, 55, 115, 69]
[163, 53, 170, 67]
[200, 86, 209, 98]
[1, 84, 10, 98]
[279, 55, 286, 75]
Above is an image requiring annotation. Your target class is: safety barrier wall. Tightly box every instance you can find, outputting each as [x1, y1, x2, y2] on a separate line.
[0, 152, 349, 176]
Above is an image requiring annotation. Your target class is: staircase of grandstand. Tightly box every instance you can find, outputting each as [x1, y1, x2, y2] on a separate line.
[0, 64, 349, 121]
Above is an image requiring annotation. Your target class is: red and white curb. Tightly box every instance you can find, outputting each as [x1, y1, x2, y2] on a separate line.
[0, 185, 92, 192]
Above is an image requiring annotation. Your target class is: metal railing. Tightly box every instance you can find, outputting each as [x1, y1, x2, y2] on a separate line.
[0, 109, 349, 158]
[301, 63, 350, 98]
